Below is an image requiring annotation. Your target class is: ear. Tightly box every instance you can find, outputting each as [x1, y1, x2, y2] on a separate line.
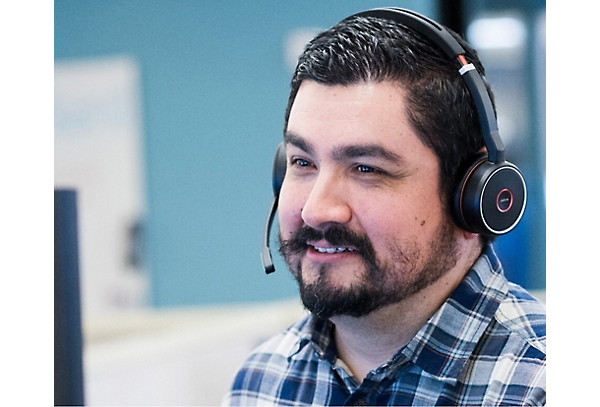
[463, 230, 479, 240]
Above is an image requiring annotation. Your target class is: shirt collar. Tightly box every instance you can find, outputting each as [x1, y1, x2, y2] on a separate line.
[288, 313, 336, 363]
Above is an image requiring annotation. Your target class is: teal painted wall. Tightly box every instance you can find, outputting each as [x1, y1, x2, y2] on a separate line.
[55, 0, 438, 307]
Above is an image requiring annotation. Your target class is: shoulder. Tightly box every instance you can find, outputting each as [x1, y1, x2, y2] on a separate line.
[464, 284, 546, 405]
[469, 244, 546, 362]
[223, 314, 314, 406]
[496, 283, 546, 354]
[248, 313, 313, 360]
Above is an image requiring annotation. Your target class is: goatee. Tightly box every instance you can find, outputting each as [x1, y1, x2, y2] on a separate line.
[278, 219, 459, 319]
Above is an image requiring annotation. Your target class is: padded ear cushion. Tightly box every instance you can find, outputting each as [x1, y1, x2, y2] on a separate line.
[453, 153, 527, 235]
[272, 142, 287, 197]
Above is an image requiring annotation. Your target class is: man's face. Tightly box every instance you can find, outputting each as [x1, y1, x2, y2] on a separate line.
[278, 80, 461, 319]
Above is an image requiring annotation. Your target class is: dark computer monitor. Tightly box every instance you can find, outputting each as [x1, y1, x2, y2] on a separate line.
[54, 189, 85, 406]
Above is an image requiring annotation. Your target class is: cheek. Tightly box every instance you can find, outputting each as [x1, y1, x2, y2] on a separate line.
[277, 181, 304, 238]
[355, 194, 443, 248]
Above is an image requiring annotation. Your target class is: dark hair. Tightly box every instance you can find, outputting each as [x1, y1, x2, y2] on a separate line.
[283, 16, 496, 210]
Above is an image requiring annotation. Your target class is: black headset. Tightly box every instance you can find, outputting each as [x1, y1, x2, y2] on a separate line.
[261, 7, 527, 274]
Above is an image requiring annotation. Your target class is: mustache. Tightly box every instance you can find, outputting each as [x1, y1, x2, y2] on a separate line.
[279, 224, 377, 265]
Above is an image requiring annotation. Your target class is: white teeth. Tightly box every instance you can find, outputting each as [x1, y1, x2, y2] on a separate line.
[314, 247, 355, 253]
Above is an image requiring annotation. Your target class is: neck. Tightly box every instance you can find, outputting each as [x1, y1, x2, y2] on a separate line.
[330, 238, 482, 382]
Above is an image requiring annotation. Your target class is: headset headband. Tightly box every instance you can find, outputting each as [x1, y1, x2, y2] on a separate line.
[351, 8, 505, 163]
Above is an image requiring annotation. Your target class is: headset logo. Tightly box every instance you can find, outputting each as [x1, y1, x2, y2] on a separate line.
[496, 189, 514, 213]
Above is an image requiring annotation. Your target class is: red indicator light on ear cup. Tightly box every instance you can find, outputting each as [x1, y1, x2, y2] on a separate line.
[496, 188, 513, 213]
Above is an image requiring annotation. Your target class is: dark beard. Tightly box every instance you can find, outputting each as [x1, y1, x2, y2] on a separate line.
[278, 219, 459, 319]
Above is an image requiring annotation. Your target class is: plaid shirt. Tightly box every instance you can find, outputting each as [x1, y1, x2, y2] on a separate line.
[223, 245, 546, 406]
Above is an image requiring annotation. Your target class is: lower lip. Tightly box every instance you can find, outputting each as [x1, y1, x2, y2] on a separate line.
[305, 247, 358, 263]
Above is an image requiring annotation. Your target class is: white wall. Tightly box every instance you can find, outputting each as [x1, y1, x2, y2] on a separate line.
[83, 299, 306, 406]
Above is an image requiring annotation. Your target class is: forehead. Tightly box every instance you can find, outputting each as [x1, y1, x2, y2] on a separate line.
[286, 80, 431, 159]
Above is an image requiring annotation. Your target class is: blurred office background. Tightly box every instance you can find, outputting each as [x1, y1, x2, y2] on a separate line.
[54, 0, 546, 405]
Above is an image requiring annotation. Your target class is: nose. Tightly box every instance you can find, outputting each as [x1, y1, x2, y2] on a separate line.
[301, 173, 352, 229]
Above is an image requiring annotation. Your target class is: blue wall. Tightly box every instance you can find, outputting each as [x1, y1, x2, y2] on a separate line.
[55, 0, 544, 308]
[55, 0, 438, 307]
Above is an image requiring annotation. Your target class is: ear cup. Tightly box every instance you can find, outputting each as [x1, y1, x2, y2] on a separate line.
[454, 154, 527, 235]
[272, 142, 287, 197]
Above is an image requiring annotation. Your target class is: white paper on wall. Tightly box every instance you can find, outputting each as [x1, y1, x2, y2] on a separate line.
[55, 55, 149, 318]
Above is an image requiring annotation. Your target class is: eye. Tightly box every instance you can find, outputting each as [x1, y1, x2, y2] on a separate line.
[289, 157, 315, 171]
[292, 158, 311, 167]
[355, 164, 383, 174]
[356, 164, 375, 173]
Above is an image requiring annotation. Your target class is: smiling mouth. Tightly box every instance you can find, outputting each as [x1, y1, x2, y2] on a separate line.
[311, 245, 357, 254]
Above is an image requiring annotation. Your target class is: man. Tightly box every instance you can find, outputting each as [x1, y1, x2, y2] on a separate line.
[224, 8, 545, 406]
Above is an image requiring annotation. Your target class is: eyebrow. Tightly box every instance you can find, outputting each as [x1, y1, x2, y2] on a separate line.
[284, 131, 405, 165]
[284, 131, 315, 155]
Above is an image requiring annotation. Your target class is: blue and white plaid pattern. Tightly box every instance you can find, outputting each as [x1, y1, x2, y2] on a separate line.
[223, 245, 546, 406]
